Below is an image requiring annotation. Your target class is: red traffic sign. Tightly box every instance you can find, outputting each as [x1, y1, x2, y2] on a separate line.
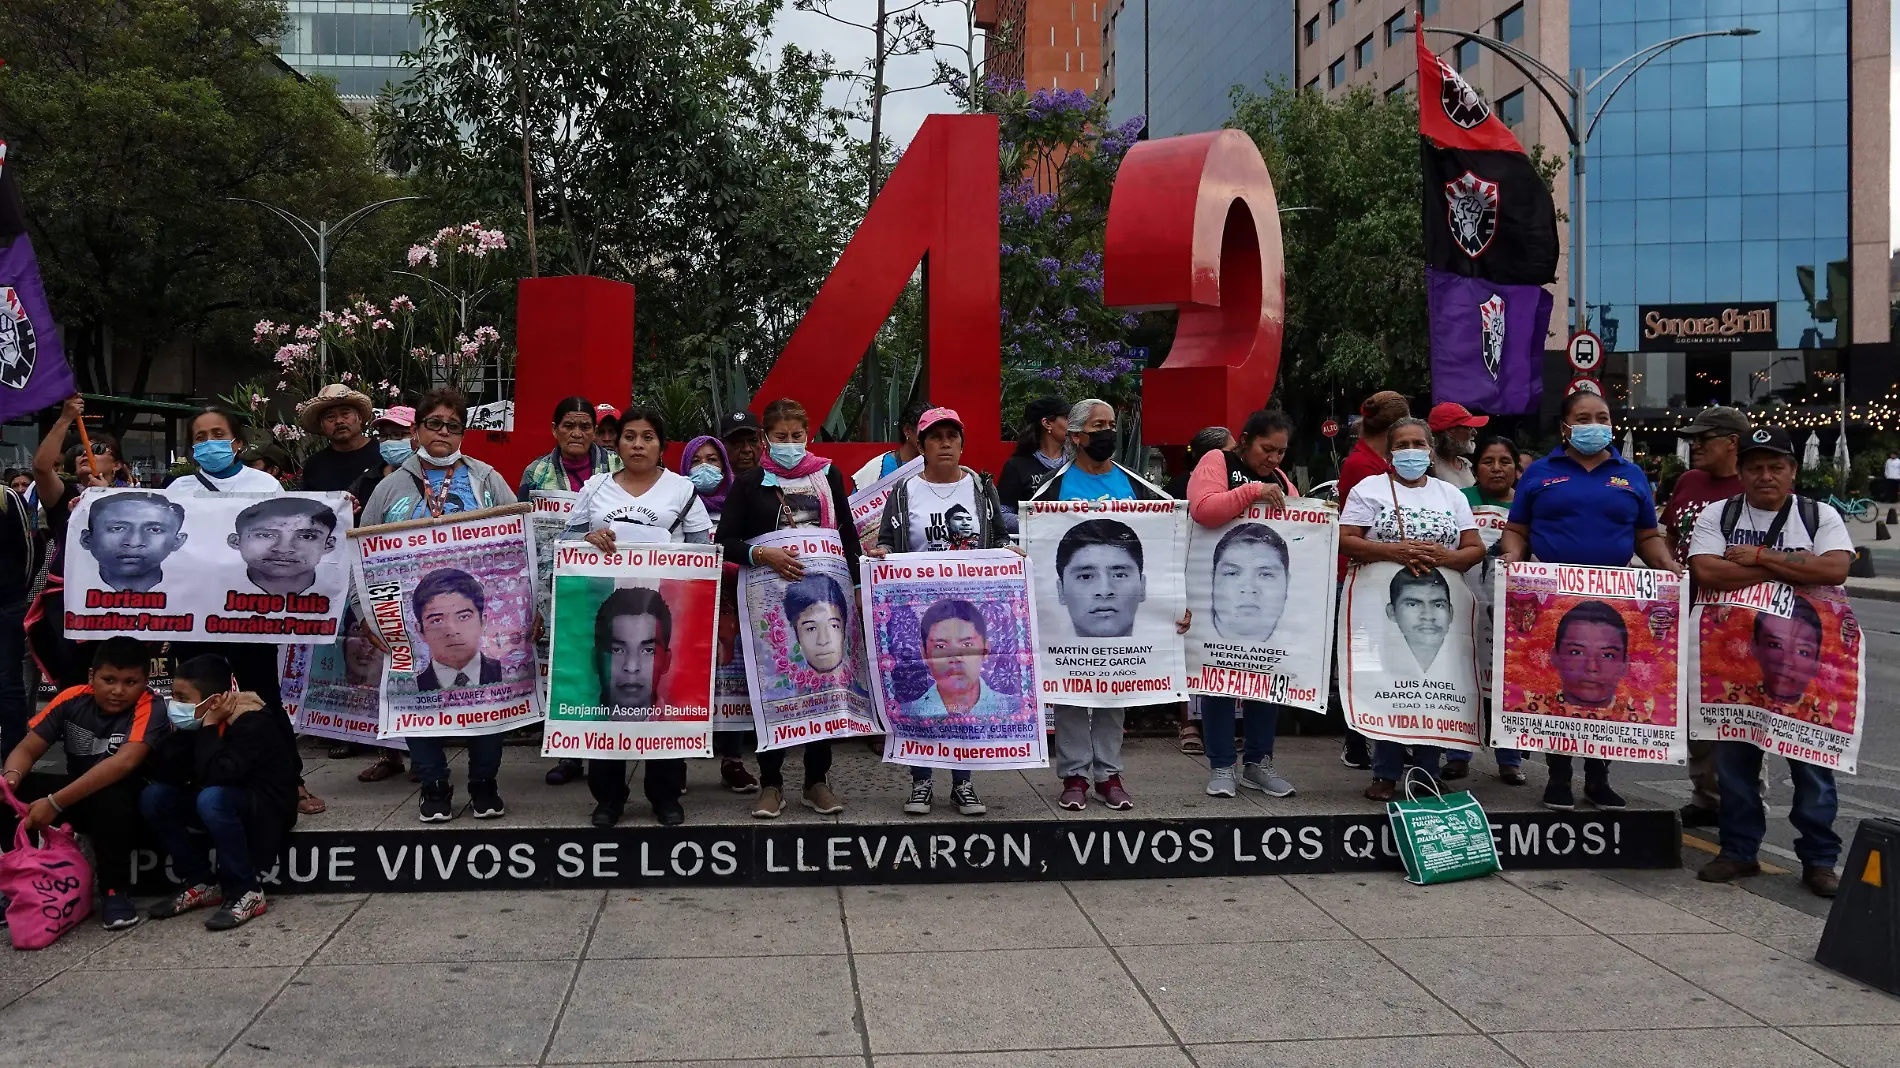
[1321, 418, 1340, 438]
[1566, 376, 1603, 397]
[1567, 330, 1604, 373]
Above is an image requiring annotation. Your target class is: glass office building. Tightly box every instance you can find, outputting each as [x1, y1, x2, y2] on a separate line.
[1577, 0, 1853, 412]
[1103, 1, 1298, 137]
[277, 1, 423, 101]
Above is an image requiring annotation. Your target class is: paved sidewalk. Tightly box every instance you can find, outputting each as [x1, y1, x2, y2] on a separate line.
[4, 862, 1896, 1067]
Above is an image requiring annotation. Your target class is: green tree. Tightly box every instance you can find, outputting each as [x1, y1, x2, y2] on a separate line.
[379, 0, 860, 425]
[0, 0, 412, 418]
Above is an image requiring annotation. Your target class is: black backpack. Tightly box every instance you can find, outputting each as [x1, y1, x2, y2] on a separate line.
[1717, 493, 1819, 548]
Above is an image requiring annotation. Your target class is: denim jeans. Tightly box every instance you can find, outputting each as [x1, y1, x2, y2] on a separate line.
[1372, 741, 1443, 782]
[0, 598, 26, 756]
[1443, 748, 1524, 768]
[139, 783, 261, 897]
[1200, 696, 1277, 769]
[1715, 740, 1840, 868]
[911, 765, 970, 785]
[405, 734, 504, 786]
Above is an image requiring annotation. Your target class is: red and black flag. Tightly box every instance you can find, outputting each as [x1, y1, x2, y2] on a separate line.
[1417, 18, 1558, 285]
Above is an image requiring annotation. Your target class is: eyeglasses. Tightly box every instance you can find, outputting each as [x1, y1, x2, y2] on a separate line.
[420, 417, 465, 434]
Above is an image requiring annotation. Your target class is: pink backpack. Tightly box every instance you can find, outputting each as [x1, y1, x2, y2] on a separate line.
[0, 779, 94, 949]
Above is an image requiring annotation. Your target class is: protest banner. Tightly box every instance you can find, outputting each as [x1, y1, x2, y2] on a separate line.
[1689, 582, 1864, 773]
[739, 528, 878, 749]
[1465, 504, 1511, 697]
[713, 568, 752, 730]
[279, 609, 407, 751]
[861, 548, 1045, 771]
[541, 541, 721, 761]
[1183, 498, 1336, 710]
[1338, 561, 1482, 749]
[63, 488, 353, 642]
[848, 455, 925, 546]
[351, 503, 542, 738]
[528, 490, 578, 700]
[1023, 498, 1188, 706]
[1493, 562, 1687, 765]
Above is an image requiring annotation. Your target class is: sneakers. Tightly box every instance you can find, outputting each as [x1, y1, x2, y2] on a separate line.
[951, 780, 986, 816]
[1678, 802, 1718, 828]
[1340, 737, 1371, 770]
[1204, 765, 1238, 798]
[803, 782, 845, 815]
[1498, 764, 1527, 786]
[1364, 778, 1398, 802]
[419, 781, 455, 822]
[1697, 855, 1762, 883]
[1094, 776, 1133, 810]
[1803, 866, 1840, 898]
[591, 802, 622, 828]
[100, 889, 142, 931]
[653, 801, 686, 826]
[1239, 761, 1295, 798]
[205, 889, 268, 931]
[1058, 775, 1089, 810]
[1542, 779, 1575, 811]
[721, 758, 760, 794]
[148, 882, 222, 920]
[904, 779, 934, 815]
[546, 758, 584, 786]
[753, 785, 785, 818]
[1583, 780, 1625, 810]
[468, 779, 506, 819]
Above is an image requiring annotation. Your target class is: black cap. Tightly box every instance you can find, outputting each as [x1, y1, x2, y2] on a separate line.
[1023, 395, 1069, 428]
[719, 410, 761, 438]
[1677, 406, 1751, 437]
[1739, 425, 1795, 457]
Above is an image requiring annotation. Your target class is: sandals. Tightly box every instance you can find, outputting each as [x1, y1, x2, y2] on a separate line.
[1177, 724, 1204, 756]
[358, 754, 406, 783]
[326, 742, 359, 760]
[297, 786, 327, 815]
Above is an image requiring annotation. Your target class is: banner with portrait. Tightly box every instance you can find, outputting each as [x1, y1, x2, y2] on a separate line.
[1338, 561, 1482, 749]
[279, 608, 407, 751]
[528, 490, 578, 701]
[351, 504, 542, 738]
[541, 541, 720, 761]
[848, 454, 925, 546]
[63, 488, 353, 642]
[712, 566, 752, 730]
[1023, 499, 1188, 707]
[1465, 504, 1511, 697]
[1183, 498, 1337, 710]
[1689, 582, 1864, 773]
[739, 528, 878, 750]
[1492, 562, 1687, 766]
[861, 549, 1044, 771]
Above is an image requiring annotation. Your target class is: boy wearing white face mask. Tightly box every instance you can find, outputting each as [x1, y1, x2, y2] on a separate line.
[139, 653, 301, 931]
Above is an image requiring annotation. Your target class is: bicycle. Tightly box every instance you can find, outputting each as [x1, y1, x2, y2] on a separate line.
[1825, 494, 1876, 522]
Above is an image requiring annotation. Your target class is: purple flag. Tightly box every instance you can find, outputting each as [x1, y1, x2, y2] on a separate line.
[1427, 267, 1551, 415]
[0, 142, 73, 422]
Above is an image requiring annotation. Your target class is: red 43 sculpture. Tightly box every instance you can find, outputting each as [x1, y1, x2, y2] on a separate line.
[471, 115, 1283, 478]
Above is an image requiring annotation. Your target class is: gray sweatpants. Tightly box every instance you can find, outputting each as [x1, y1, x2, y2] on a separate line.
[1688, 739, 1720, 810]
[1053, 704, 1125, 781]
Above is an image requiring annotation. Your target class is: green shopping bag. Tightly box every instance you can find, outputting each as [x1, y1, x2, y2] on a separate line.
[1385, 769, 1502, 885]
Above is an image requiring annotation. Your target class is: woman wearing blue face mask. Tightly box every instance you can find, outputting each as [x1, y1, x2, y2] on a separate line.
[179, 407, 284, 493]
[1499, 389, 1681, 812]
[1338, 415, 1486, 801]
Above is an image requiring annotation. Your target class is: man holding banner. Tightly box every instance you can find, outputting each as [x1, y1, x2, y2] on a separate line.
[1686, 426, 1853, 898]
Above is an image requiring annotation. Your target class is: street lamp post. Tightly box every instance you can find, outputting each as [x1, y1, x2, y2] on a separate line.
[1401, 25, 1756, 335]
[228, 195, 423, 377]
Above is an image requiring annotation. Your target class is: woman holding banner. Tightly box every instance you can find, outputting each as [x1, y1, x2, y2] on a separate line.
[717, 398, 862, 819]
[1442, 435, 1527, 785]
[676, 432, 758, 794]
[1338, 416, 1485, 801]
[867, 406, 1016, 816]
[1498, 390, 1680, 811]
[360, 388, 520, 823]
[562, 407, 712, 827]
[1187, 409, 1299, 799]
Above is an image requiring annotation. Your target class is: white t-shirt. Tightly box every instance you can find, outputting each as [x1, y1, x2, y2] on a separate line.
[904, 473, 981, 551]
[180, 465, 283, 494]
[1339, 474, 1477, 548]
[1430, 454, 1475, 489]
[1886, 457, 1900, 480]
[568, 469, 711, 543]
[1686, 495, 1854, 559]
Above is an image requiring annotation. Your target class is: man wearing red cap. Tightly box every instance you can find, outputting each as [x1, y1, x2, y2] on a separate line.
[1427, 402, 1488, 489]
[592, 403, 621, 451]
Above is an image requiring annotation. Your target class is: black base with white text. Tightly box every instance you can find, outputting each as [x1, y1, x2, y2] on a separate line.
[124, 809, 1681, 894]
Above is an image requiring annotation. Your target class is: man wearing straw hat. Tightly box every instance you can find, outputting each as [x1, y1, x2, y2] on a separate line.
[298, 383, 381, 494]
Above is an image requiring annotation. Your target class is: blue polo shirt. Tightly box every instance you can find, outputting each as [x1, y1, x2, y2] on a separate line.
[1507, 446, 1659, 566]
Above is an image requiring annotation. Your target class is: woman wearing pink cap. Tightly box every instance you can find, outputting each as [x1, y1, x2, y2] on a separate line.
[339, 402, 422, 783]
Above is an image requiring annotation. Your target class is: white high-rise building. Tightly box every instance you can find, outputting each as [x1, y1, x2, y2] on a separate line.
[277, 1, 424, 101]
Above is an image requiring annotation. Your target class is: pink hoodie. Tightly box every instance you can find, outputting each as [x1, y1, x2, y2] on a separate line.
[1186, 448, 1286, 527]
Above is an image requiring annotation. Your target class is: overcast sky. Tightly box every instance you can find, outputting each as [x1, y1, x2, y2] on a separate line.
[768, 1, 971, 146]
